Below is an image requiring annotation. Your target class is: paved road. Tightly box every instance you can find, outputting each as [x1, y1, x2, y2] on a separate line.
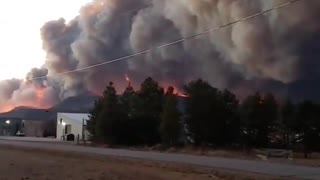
[0, 139, 319, 179]
[0, 136, 61, 142]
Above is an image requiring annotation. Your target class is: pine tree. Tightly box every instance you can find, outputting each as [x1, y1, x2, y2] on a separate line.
[280, 99, 296, 148]
[184, 79, 220, 145]
[241, 92, 278, 148]
[130, 77, 164, 145]
[296, 101, 320, 157]
[240, 92, 264, 148]
[121, 84, 135, 118]
[94, 82, 123, 144]
[220, 89, 240, 145]
[160, 86, 181, 146]
[87, 97, 103, 140]
[118, 84, 137, 145]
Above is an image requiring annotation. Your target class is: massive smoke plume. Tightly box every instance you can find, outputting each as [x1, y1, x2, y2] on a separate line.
[1, 0, 320, 112]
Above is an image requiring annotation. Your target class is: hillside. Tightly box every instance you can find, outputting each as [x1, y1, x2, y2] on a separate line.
[0, 95, 186, 121]
[0, 95, 98, 121]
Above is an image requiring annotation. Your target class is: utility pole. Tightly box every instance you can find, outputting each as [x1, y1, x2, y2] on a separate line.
[82, 118, 86, 145]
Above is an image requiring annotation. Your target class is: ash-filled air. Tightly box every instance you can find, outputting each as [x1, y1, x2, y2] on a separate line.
[1, 0, 320, 112]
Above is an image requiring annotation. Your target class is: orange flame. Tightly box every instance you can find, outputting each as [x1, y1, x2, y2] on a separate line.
[36, 88, 46, 105]
[0, 104, 15, 113]
[0, 80, 191, 113]
[161, 82, 189, 98]
[125, 74, 130, 82]
[37, 88, 45, 98]
[0, 86, 52, 113]
[178, 93, 189, 98]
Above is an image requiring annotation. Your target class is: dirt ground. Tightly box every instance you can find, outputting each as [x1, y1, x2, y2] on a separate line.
[0, 146, 276, 180]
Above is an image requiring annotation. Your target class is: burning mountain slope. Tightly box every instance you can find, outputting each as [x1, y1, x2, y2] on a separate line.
[1, 0, 320, 112]
[0, 94, 98, 120]
[0, 107, 52, 121]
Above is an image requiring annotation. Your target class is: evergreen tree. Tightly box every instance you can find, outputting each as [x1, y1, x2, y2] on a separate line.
[260, 93, 278, 146]
[121, 84, 135, 119]
[296, 101, 320, 157]
[118, 84, 137, 145]
[280, 99, 296, 148]
[95, 82, 124, 144]
[87, 97, 103, 140]
[220, 89, 241, 145]
[240, 92, 264, 148]
[241, 92, 278, 148]
[130, 77, 164, 145]
[184, 79, 221, 145]
[160, 86, 181, 146]
[86, 77, 320, 151]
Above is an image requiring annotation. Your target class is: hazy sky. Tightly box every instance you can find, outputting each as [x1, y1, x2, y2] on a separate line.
[0, 0, 90, 80]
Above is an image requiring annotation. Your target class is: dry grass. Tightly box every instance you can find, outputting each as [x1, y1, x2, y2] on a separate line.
[170, 146, 256, 159]
[271, 152, 320, 167]
[122, 145, 320, 167]
[0, 145, 280, 180]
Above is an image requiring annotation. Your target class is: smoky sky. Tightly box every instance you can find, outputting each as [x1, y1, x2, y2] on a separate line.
[0, 0, 320, 111]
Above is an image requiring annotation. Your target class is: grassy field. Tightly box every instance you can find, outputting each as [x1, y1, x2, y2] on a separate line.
[0, 145, 279, 180]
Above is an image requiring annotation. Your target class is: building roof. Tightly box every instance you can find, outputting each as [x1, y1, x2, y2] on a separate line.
[58, 113, 90, 124]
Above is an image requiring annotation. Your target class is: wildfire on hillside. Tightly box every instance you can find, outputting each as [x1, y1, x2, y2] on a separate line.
[0, 77, 189, 113]
[0, 0, 319, 113]
[161, 81, 188, 98]
[0, 104, 15, 113]
[0, 85, 52, 113]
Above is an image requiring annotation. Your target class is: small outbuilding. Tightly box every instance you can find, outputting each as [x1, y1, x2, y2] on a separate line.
[56, 113, 90, 141]
[21, 120, 46, 137]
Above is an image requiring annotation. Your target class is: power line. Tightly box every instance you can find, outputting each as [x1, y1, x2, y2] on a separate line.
[31, 0, 304, 80]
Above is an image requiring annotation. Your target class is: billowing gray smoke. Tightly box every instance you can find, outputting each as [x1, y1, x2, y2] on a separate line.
[1, 0, 320, 111]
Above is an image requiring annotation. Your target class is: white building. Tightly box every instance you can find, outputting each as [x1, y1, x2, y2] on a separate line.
[56, 113, 90, 141]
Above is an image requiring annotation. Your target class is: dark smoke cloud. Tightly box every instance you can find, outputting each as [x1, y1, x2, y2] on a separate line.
[1, 0, 320, 111]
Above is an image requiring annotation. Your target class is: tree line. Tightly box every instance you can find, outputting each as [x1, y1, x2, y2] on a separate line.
[87, 78, 320, 155]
